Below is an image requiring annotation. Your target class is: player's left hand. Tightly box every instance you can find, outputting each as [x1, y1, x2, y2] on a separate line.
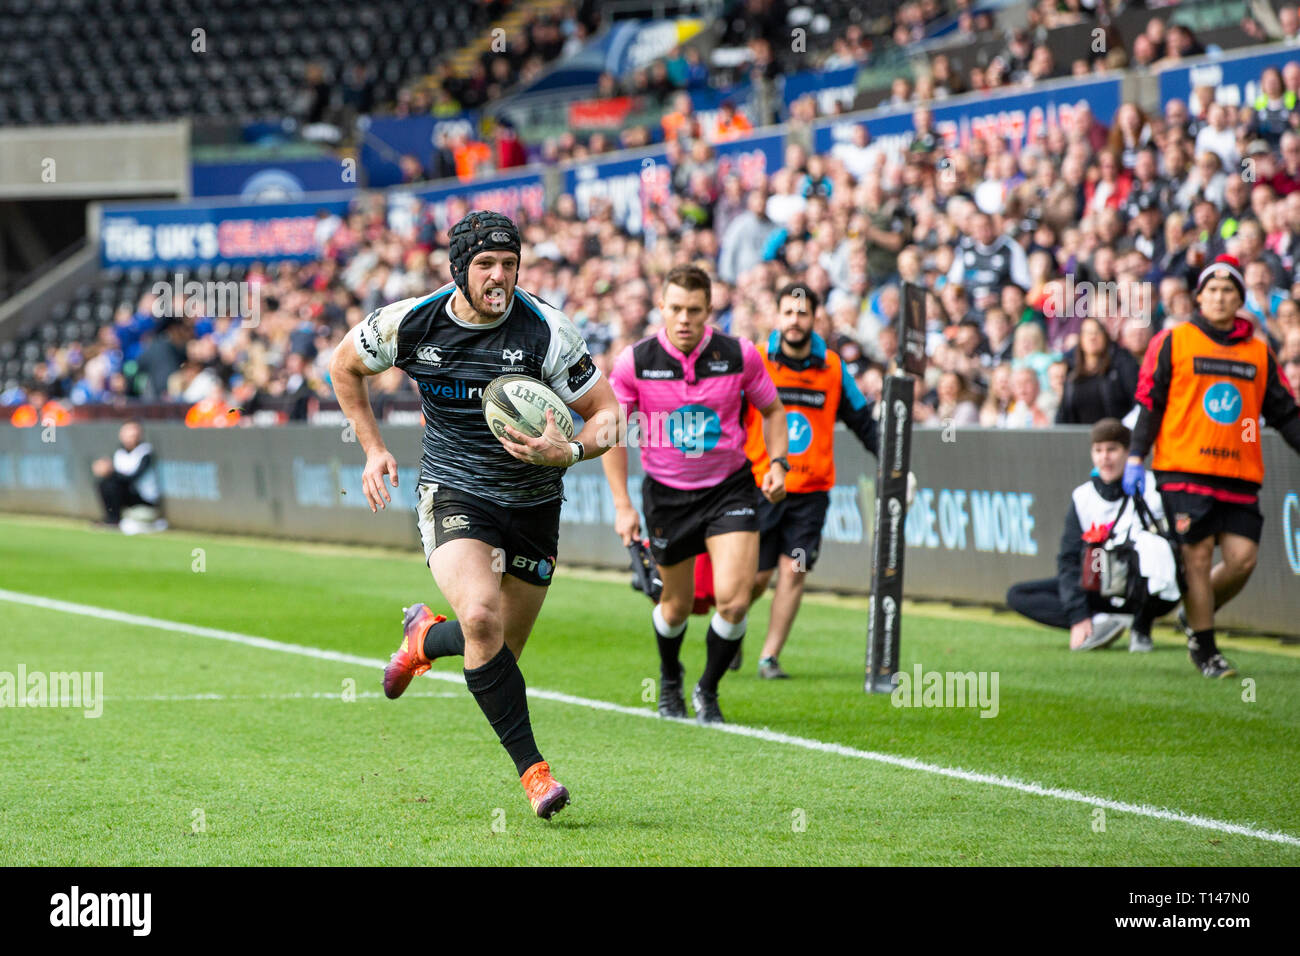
[499, 409, 573, 467]
[761, 463, 787, 503]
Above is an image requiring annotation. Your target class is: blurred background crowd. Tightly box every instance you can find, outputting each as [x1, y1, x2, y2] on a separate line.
[4, 0, 1300, 430]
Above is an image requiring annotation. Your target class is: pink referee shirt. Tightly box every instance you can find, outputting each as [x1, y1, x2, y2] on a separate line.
[609, 326, 778, 490]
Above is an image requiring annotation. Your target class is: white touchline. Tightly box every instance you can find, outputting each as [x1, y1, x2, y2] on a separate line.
[43, 691, 461, 703]
[2, 587, 1297, 850]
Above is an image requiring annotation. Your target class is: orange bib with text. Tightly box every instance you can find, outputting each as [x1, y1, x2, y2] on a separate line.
[1152, 322, 1267, 484]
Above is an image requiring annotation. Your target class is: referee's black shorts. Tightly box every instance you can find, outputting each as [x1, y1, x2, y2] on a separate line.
[641, 464, 760, 567]
[1160, 487, 1264, 545]
[757, 489, 830, 573]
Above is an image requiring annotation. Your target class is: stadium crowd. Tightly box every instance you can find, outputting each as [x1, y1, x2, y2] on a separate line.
[393, 2, 1300, 175]
[12, 53, 1300, 429]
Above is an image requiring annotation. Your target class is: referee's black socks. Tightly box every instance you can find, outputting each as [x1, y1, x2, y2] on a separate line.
[424, 618, 465, 659]
[653, 603, 687, 676]
[464, 643, 544, 777]
[699, 612, 745, 693]
[1188, 627, 1218, 661]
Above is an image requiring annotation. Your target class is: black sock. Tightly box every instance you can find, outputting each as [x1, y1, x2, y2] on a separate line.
[657, 634, 684, 675]
[424, 619, 465, 659]
[464, 644, 543, 777]
[1189, 628, 1217, 659]
[698, 626, 742, 693]
[654, 615, 685, 677]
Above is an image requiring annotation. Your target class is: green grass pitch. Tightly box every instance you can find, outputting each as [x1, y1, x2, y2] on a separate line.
[1, 514, 1298, 865]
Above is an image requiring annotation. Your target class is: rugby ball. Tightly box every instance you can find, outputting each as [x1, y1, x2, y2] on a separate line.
[482, 374, 575, 441]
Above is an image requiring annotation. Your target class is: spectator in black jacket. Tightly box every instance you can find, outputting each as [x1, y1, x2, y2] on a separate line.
[1005, 418, 1180, 651]
[1057, 318, 1138, 424]
[90, 420, 166, 532]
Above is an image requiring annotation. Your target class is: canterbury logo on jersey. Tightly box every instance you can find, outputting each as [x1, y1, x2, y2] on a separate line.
[416, 346, 442, 364]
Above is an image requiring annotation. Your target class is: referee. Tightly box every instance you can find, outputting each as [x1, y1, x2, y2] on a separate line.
[1126, 255, 1300, 677]
[603, 265, 787, 724]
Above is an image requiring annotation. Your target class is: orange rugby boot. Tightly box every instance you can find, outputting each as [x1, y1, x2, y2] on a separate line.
[520, 761, 570, 820]
[383, 604, 445, 699]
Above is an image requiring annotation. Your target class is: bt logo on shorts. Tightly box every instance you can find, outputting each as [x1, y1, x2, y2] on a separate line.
[512, 555, 554, 579]
[441, 514, 470, 531]
[1203, 382, 1242, 425]
[667, 403, 721, 455]
[787, 411, 813, 455]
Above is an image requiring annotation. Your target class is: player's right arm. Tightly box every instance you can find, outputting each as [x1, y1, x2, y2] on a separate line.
[1125, 328, 1173, 492]
[603, 444, 640, 545]
[602, 345, 641, 545]
[329, 302, 410, 512]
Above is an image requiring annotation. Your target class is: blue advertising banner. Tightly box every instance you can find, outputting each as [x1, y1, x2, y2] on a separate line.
[713, 128, 784, 187]
[359, 112, 480, 188]
[565, 148, 666, 234]
[813, 76, 1122, 158]
[100, 196, 353, 268]
[563, 127, 784, 233]
[191, 157, 356, 200]
[782, 65, 859, 111]
[1158, 44, 1300, 108]
[384, 169, 547, 236]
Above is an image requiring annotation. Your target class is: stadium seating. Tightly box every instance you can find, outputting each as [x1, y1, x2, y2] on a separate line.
[0, 0, 499, 126]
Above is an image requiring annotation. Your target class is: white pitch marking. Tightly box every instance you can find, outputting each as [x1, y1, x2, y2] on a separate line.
[2, 587, 1297, 849]
[41, 691, 461, 703]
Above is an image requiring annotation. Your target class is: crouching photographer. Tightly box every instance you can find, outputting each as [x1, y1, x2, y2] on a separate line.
[1007, 418, 1181, 651]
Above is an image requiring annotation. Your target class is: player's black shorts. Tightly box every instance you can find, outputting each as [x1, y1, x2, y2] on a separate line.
[1160, 487, 1264, 545]
[757, 489, 830, 573]
[416, 482, 560, 586]
[641, 463, 761, 567]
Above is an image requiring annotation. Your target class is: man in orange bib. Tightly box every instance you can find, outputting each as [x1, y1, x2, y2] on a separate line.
[739, 282, 884, 678]
[1127, 255, 1300, 677]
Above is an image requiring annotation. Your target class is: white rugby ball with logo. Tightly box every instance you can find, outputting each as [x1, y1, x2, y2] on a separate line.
[482, 374, 575, 442]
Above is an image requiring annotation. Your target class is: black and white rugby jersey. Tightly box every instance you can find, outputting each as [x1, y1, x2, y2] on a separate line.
[352, 282, 600, 506]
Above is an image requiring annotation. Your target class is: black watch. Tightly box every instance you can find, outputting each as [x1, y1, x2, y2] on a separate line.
[772, 456, 790, 472]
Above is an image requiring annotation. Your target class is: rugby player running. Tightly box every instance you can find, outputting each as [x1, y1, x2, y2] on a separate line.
[330, 211, 619, 818]
[602, 265, 787, 723]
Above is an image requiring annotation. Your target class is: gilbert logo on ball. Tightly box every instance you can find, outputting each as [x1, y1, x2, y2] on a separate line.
[483, 374, 575, 441]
